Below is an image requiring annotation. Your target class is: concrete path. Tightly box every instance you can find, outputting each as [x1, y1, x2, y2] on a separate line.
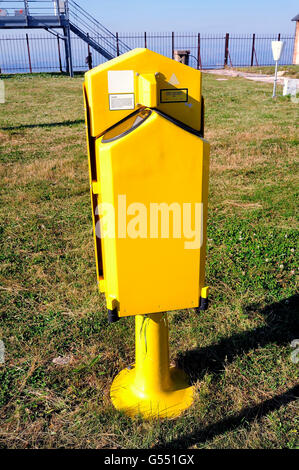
[203, 68, 288, 85]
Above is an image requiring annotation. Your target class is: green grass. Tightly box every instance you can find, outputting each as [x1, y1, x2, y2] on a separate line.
[0, 72, 298, 449]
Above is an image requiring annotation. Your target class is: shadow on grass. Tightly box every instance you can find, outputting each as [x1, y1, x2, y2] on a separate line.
[155, 384, 299, 449]
[1, 119, 85, 131]
[162, 294, 299, 448]
[177, 294, 299, 379]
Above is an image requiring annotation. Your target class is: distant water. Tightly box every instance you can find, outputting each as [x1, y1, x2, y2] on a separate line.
[0, 32, 295, 74]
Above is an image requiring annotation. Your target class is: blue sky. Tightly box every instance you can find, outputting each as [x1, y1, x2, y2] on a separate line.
[83, 0, 298, 34]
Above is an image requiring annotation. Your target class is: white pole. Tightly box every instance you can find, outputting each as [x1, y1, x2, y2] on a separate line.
[272, 59, 278, 98]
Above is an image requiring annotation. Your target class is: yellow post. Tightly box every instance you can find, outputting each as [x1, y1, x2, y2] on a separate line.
[110, 313, 193, 419]
[83, 49, 210, 420]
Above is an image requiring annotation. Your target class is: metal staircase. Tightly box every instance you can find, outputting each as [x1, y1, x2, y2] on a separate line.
[68, 0, 130, 61]
[0, 0, 130, 76]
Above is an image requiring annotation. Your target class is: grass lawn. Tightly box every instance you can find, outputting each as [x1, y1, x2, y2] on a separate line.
[234, 65, 299, 78]
[0, 71, 298, 449]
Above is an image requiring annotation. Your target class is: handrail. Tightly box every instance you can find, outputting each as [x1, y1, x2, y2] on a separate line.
[71, 21, 119, 55]
[68, 0, 130, 52]
[0, 0, 65, 16]
[0, 0, 131, 59]
[69, 0, 115, 36]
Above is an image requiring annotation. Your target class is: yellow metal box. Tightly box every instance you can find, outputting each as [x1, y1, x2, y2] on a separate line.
[83, 48, 210, 320]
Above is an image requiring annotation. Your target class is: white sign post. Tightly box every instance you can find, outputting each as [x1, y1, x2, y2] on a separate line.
[271, 41, 284, 98]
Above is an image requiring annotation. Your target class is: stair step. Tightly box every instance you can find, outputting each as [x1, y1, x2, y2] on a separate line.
[69, 22, 114, 60]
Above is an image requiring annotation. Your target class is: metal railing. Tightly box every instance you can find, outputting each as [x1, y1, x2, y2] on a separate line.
[0, 0, 130, 72]
[0, 0, 64, 16]
[0, 31, 295, 74]
[68, 0, 130, 57]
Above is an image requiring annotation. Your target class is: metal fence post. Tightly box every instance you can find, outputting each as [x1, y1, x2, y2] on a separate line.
[197, 33, 202, 70]
[224, 33, 229, 66]
[116, 32, 120, 56]
[0, 31, 296, 73]
[25, 34, 32, 73]
[86, 33, 92, 70]
[63, 27, 70, 75]
[172, 32, 174, 59]
[64, 0, 73, 77]
[57, 36, 62, 72]
[251, 33, 255, 66]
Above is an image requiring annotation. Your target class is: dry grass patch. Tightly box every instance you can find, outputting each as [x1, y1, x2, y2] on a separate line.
[0, 73, 297, 449]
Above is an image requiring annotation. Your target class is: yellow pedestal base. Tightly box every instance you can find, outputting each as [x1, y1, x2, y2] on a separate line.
[111, 365, 193, 419]
[110, 313, 194, 419]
